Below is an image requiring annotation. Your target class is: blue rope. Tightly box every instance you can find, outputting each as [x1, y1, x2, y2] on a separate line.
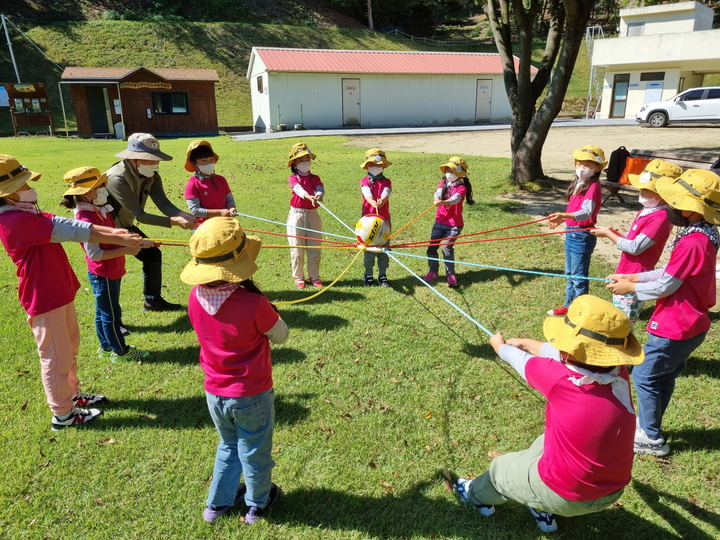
[386, 251, 495, 337]
[316, 201, 357, 235]
[389, 250, 609, 283]
[234, 212, 355, 241]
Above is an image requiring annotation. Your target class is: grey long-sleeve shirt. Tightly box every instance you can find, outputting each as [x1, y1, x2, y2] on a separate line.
[105, 160, 184, 228]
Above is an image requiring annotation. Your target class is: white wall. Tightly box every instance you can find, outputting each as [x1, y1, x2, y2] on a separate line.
[596, 69, 683, 120]
[618, 2, 713, 36]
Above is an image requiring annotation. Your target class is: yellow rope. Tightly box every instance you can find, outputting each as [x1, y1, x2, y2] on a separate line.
[387, 203, 436, 241]
[262, 245, 358, 250]
[273, 249, 363, 306]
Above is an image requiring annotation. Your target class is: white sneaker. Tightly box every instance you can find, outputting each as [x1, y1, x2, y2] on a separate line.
[634, 422, 670, 456]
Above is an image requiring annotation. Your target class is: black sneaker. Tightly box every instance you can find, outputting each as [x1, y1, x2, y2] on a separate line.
[72, 393, 107, 407]
[203, 483, 247, 522]
[244, 483, 281, 524]
[143, 297, 184, 312]
[119, 324, 130, 337]
[528, 506, 558, 532]
[378, 275, 390, 288]
[363, 275, 376, 287]
[51, 407, 103, 431]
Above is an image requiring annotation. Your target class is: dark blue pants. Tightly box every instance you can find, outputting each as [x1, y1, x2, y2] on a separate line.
[88, 272, 127, 354]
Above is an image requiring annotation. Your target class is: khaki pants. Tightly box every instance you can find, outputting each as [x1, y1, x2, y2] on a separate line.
[467, 435, 624, 516]
[287, 207, 322, 281]
[28, 302, 81, 416]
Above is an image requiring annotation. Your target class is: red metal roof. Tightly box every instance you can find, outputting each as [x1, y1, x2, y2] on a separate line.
[252, 47, 534, 75]
[61, 67, 219, 82]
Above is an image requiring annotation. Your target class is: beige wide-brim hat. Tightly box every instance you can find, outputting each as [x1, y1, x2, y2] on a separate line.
[115, 133, 173, 161]
[287, 142, 316, 167]
[63, 166, 108, 196]
[361, 148, 392, 169]
[185, 140, 220, 172]
[654, 169, 720, 225]
[0, 154, 41, 197]
[543, 295, 644, 367]
[628, 159, 683, 192]
[572, 145, 608, 168]
[439, 156, 469, 178]
[180, 217, 262, 285]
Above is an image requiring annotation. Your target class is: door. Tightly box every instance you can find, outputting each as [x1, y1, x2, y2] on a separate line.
[670, 88, 706, 121]
[610, 74, 630, 118]
[86, 86, 113, 134]
[475, 79, 493, 121]
[342, 78, 361, 126]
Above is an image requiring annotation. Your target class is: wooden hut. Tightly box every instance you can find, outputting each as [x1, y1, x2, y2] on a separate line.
[60, 67, 219, 138]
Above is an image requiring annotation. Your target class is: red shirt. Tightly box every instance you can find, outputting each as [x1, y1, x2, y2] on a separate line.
[616, 209, 672, 274]
[647, 232, 716, 340]
[74, 207, 126, 280]
[289, 173, 323, 209]
[527, 356, 635, 501]
[188, 286, 279, 397]
[435, 180, 467, 227]
[361, 176, 392, 220]
[0, 209, 80, 316]
[565, 181, 602, 228]
[184, 174, 232, 224]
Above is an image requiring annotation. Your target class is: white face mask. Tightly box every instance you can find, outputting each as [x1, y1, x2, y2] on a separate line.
[296, 162, 312, 174]
[93, 186, 109, 206]
[137, 163, 160, 177]
[576, 167, 596, 181]
[445, 172, 458, 183]
[17, 188, 38, 203]
[638, 194, 660, 208]
[368, 166, 383, 177]
[197, 163, 215, 176]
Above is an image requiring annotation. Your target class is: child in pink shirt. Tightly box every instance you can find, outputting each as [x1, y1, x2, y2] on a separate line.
[184, 140, 236, 224]
[360, 148, 392, 287]
[547, 145, 606, 316]
[608, 169, 720, 457]
[423, 156, 475, 288]
[0, 154, 142, 431]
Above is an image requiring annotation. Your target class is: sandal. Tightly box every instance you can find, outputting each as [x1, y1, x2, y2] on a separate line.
[295, 279, 306, 289]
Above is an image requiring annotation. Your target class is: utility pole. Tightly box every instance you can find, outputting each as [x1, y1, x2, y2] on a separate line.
[2, 14, 21, 83]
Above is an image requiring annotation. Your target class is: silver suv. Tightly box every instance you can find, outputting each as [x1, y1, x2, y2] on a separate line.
[636, 86, 720, 127]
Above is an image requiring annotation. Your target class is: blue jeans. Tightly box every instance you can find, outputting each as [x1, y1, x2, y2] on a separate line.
[206, 389, 275, 508]
[633, 332, 707, 440]
[88, 272, 127, 354]
[427, 223, 462, 275]
[564, 227, 597, 306]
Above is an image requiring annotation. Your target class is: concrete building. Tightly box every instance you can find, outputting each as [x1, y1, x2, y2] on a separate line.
[246, 47, 533, 132]
[591, 1, 720, 119]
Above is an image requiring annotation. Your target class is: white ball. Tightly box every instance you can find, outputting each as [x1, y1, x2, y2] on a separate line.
[355, 214, 390, 247]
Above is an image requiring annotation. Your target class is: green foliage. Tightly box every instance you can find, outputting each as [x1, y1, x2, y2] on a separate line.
[0, 136, 718, 539]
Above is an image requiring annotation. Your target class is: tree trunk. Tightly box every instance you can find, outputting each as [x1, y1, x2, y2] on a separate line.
[485, 0, 594, 183]
[367, 0, 374, 30]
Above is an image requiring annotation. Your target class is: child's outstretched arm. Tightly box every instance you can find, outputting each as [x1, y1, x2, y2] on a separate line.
[88, 224, 142, 248]
[489, 332, 531, 381]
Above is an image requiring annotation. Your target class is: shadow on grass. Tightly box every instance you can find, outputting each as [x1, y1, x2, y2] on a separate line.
[267, 288, 365, 305]
[274, 479, 686, 540]
[665, 427, 720, 453]
[683, 355, 720, 378]
[93, 392, 313, 430]
[126, 313, 193, 334]
[280, 309, 349, 331]
[273, 347, 307, 365]
[633, 479, 720, 539]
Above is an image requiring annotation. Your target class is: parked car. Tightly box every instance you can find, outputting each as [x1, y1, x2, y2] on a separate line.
[636, 86, 720, 127]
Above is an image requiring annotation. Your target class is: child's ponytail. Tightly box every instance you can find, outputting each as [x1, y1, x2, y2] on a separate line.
[463, 177, 475, 205]
[59, 195, 77, 209]
[240, 278, 279, 312]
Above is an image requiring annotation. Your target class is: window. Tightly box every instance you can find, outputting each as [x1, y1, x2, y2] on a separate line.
[680, 89, 705, 102]
[152, 92, 189, 114]
[640, 72, 665, 82]
[708, 88, 720, 100]
[257, 76, 264, 93]
[627, 22, 644, 37]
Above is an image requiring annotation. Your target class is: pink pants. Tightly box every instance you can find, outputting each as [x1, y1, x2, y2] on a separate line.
[27, 302, 80, 416]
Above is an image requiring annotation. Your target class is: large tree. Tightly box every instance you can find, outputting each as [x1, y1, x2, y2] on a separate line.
[484, 0, 595, 183]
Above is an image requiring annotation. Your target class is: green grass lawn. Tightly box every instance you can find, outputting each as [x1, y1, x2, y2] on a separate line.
[0, 137, 718, 539]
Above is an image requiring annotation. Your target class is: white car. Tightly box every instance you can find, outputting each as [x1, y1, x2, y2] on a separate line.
[636, 86, 720, 127]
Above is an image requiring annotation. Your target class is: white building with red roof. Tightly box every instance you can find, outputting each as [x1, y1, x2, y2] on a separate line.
[247, 47, 531, 132]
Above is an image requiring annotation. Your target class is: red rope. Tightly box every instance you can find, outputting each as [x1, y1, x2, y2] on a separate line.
[243, 227, 356, 246]
[393, 216, 551, 248]
[395, 227, 595, 248]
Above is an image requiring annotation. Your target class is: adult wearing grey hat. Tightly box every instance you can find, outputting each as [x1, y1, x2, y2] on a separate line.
[106, 133, 197, 312]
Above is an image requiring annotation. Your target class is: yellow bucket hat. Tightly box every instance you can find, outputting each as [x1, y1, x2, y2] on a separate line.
[62, 166, 108, 196]
[185, 140, 220, 172]
[180, 217, 262, 285]
[654, 169, 720, 225]
[0, 154, 41, 198]
[572, 145, 607, 168]
[287, 142, 316, 167]
[628, 159, 683, 192]
[361, 148, 392, 169]
[440, 156, 469, 178]
[543, 295, 644, 367]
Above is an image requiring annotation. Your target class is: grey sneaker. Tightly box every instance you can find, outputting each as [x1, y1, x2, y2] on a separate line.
[528, 506, 558, 533]
[634, 424, 670, 456]
[244, 483, 280, 524]
[452, 478, 495, 516]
